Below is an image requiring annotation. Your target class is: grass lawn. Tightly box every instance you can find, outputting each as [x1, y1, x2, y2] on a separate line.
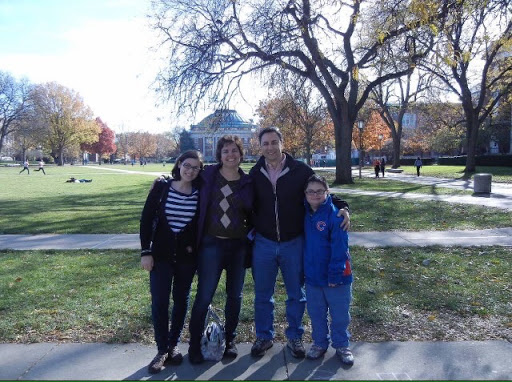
[0, 248, 510, 344]
[1, 164, 510, 233]
[397, 165, 512, 183]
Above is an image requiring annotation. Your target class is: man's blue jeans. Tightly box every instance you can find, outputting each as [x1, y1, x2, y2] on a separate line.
[306, 283, 352, 349]
[189, 235, 247, 345]
[150, 260, 196, 353]
[252, 233, 306, 340]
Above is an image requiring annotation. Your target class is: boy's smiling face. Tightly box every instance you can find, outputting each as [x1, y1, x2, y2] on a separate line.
[305, 181, 328, 211]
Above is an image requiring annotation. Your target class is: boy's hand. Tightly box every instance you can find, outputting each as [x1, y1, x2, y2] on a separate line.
[337, 208, 350, 231]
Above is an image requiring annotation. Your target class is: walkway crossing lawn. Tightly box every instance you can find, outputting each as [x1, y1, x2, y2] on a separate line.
[0, 247, 510, 343]
[1, 166, 510, 234]
[383, 165, 512, 183]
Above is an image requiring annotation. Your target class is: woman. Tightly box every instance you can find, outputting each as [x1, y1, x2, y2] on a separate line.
[139, 150, 203, 374]
[188, 135, 254, 364]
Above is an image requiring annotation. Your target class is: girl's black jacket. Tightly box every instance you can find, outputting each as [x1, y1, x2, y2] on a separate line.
[139, 179, 198, 264]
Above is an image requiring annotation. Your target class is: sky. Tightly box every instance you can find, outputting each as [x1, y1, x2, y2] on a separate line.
[0, 0, 264, 134]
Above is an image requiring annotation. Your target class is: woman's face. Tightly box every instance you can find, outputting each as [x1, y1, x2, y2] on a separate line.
[220, 142, 241, 168]
[178, 158, 201, 182]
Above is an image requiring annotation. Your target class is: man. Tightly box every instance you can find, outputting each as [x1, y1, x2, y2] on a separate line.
[249, 127, 350, 359]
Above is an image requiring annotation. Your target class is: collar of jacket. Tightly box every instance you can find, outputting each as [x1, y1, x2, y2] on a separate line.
[253, 152, 298, 173]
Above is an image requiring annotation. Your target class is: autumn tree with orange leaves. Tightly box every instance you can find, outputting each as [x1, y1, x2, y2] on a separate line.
[257, 84, 334, 163]
[352, 111, 390, 160]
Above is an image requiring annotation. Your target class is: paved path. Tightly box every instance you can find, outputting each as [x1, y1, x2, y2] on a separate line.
[1, 341, 511, 380]
[1, 228, 512, 250]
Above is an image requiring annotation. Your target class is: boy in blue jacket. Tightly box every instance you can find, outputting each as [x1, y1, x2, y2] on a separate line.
[303, 175, 354, 365]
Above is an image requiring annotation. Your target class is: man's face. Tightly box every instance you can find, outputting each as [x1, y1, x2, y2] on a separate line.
[260, 132, 283, 162]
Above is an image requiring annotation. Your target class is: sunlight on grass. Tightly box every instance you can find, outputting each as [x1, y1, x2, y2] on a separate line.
[0, 248, 510, 343]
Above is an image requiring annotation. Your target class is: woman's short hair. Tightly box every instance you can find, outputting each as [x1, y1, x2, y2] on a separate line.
[215, 135, 244, 163]
[171, 150, 204, 180]
[304, 174, 328, 191]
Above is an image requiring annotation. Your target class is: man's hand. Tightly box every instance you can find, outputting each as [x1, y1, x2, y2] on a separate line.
[337, 208, 350, 231]
[149, 176, 166, 192]
[141, 255, 154, 271]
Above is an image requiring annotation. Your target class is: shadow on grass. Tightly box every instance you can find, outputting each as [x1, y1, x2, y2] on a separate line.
[0, 184, 149, 234]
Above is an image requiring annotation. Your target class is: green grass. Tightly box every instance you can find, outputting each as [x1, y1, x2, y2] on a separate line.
[322, 175, 474, 196]
[398, 165, 512, 183]
[336, 194, 511, 232]
[1, 165, 511, 233]
[1, 248, 510, 343]
[0, 165, 159, 234]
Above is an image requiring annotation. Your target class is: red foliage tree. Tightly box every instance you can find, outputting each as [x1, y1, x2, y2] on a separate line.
[81, 117, 117, 162]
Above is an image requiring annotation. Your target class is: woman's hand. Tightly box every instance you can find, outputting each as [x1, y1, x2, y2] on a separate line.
[141, 255, 154, 271]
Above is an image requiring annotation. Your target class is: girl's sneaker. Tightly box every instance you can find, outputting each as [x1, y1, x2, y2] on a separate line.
[336, 347, 354, 365]
[306, 345, 327, 360]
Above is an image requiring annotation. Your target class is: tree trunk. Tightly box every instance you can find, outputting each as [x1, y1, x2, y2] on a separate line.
[392, 135, 401, 168]
[58, 148, 64, 166]
[333, 111, 354, 184]
[464, 115, 479, 173]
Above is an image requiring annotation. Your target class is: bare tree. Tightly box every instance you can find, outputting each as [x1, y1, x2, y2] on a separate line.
[420, 0, 512, 174]
[0, 71, 32, 154]
[371, 67, 433, 168]
[150, 0, 453, 184]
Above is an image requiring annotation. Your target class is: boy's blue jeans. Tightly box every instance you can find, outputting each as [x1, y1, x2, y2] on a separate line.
[252, 233, 306, 340]
[305, 283, 352, 349]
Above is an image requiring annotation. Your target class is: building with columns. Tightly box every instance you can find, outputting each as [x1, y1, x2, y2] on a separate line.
[189, 109, 259, 161]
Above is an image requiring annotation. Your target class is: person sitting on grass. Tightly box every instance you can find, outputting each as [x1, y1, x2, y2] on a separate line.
[65, 177, 92, 183]
[303, 174, 354, 365]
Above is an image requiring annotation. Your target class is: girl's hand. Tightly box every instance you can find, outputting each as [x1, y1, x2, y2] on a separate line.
[141, 255, 154, 271]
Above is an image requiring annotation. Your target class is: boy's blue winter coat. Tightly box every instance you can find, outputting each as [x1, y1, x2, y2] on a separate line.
[303, 195, 352, 287]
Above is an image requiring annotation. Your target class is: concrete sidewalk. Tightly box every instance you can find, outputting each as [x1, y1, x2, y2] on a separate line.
[1, 228, 512, 250]
[2, 341, 511, 380]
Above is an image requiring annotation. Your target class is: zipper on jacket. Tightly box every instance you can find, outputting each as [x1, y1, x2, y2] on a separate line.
[273, 183, 281, 242]
[260, 166, 281, 242]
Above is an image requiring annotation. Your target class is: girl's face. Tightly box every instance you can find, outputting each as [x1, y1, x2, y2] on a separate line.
[220, 142, 241, 168]
[178, 158, 201, 182]
[305, 181, 328, 210]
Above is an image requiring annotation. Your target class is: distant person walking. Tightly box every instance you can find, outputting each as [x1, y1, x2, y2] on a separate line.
[19, 160, 29, 175]
[373, 159, 380, 178]
[34, 160, 46, 175]
[414, 157, 423, 177]
[380, 158, 386, 178]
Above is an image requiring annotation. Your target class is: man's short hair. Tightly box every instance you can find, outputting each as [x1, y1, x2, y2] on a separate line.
[258, 127, 283, 144]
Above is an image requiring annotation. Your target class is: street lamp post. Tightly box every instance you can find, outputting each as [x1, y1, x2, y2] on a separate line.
[358, 121, 364, 179]
[378, 134, 383, 158]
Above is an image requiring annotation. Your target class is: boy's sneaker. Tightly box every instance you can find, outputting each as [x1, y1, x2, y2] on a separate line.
[251, 338, 273, 356]
[287, 338, 306, 358]
[166, 345, 183, 365]
[147, 352, 168, 374]
[336, 347, 354, 365]
[224, 341, 238, 358]
[306, 344, 327, 360]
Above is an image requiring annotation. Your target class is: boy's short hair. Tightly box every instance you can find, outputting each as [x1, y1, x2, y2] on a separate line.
[305, 174, 328, 191]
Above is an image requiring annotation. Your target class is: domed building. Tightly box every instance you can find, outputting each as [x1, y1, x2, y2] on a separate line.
[189, 109, 259, 161]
